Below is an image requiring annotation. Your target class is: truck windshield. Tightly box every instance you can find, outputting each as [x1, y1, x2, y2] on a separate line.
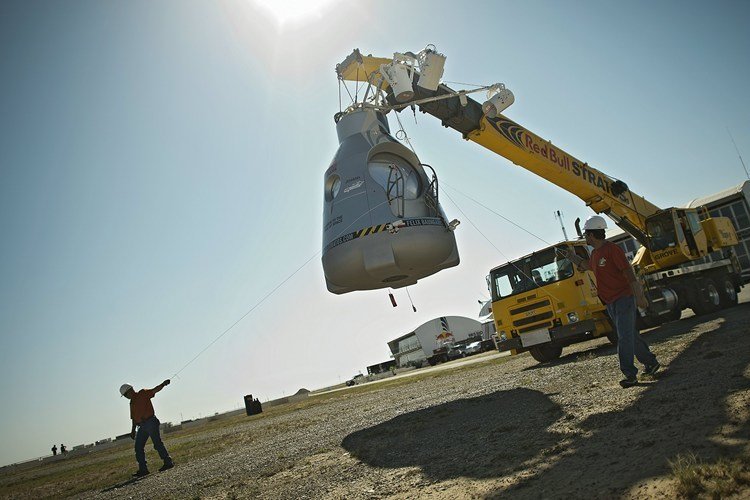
[646, 212, 678, 251]
[489, 246, 580, 301]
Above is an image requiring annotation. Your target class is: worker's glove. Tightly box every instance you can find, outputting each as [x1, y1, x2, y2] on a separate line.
[163, 379, 171, 386]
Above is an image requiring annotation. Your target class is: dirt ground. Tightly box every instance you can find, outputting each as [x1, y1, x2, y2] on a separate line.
[4, 294, 750, 499]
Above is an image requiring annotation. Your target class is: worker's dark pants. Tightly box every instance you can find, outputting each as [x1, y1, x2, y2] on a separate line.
[135, 416, 171, 471]
[606, 295, 657, 379]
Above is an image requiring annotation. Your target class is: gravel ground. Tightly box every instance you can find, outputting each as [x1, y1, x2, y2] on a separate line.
[84, 296, 750, 499]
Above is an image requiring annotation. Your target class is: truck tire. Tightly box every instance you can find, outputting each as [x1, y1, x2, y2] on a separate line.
[665, 307, 682, 322]
[529, 343, 562, 363]
[691, 278, 721, 315]
[719, 277, 739, 309]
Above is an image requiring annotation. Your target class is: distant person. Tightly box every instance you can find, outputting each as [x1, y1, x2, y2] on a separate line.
[572, 216, 660, 388]
[119, 380, 174, 477]
[51, 444, 57, 456]
[60, 444, 66, 454]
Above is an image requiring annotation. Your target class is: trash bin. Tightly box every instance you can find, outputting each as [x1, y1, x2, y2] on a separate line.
[243, 394, 262, 416]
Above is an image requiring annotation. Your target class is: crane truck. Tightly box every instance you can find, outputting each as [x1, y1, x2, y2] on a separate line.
[328, 47, 743, 362]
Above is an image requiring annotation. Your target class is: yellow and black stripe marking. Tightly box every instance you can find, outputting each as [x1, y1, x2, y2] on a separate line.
[354, 224, 386, 238]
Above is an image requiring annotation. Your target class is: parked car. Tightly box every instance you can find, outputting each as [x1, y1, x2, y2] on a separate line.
[345, 374, 365, 387]
[464, 341, 483, 356]
[480, 338, 496, 352]
[446, 344, 466, 360]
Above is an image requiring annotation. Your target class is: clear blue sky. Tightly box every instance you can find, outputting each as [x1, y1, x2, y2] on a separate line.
[1, 0, 748, 465]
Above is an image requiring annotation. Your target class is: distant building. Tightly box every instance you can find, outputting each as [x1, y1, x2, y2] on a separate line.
[387, 316, 483, 368]
[366, 360, 397, 375]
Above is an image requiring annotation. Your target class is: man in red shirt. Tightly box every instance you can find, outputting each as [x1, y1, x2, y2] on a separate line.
[576, 216, 660, 388]
[120, 380, 174, 477]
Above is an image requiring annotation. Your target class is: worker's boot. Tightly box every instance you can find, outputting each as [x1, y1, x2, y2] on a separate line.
[619, 377, 638, 388]
[158, 459, 174, 472]
[642, 361, 660, 377]
[132, 468, 150, 478]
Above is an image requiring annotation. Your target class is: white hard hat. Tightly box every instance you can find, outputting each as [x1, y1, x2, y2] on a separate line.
[583, 215, 607, 231]
[120, 384, 133, 396]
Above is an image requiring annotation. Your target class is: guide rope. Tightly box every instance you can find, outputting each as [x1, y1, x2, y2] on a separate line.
[170, 199, 392, 379]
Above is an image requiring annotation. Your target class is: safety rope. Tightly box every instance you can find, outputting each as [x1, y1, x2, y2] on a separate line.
[339, 77, 355, 105]
[442, 80, 486, 88]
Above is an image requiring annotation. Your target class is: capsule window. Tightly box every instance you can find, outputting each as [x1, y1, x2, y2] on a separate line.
[367, 153, 421, 200]
[325, 175, 341, 202]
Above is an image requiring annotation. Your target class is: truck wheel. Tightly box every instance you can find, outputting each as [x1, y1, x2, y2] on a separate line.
[719, 277, 739, 308]
[529, 343, 562, 363]
[691, 278, 721, 315]
[665, 307, 682, 322]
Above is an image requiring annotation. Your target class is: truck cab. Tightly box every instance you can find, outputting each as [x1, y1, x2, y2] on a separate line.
[489, 241, 614, 362]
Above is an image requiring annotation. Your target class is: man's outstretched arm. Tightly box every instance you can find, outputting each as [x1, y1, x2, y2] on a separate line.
[150, 379, 171, 394]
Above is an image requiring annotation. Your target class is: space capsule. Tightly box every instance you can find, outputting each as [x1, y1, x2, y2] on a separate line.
[322, 106, 459, 294]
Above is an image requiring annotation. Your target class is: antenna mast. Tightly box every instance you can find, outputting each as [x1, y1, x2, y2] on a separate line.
[554, 210, 569, 240]
[727, 127, 750, 180]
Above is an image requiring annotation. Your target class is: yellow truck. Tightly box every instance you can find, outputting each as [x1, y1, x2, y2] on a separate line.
[487, 240, 616, 362]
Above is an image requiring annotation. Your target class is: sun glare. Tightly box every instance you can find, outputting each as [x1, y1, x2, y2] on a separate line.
[253, 0, 338, 25]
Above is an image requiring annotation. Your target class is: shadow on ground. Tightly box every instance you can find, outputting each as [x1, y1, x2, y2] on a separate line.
[500, 304, 750, 498]
[101, 476, 145, 493]
[342, 387, 566, 480]
[342, 303, 750, 498]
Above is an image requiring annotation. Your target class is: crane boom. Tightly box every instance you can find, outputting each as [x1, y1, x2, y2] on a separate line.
[469, 109, 659, 243]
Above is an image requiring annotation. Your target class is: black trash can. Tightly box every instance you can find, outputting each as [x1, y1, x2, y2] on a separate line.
[244, 394, 262, 416]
